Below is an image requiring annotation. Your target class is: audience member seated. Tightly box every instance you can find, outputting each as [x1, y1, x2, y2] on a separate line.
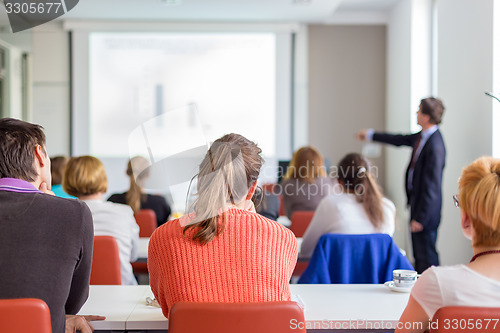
[396, 156, 500, 333]
[64, 156, 140, 285]
[50, 156, 75, 199]
[148, 133, 298, 318]
[301, 153, 395, 258]
[108, 156, 171, 226]
[279, 146, 336, 219]
[0, 118, 104, 333]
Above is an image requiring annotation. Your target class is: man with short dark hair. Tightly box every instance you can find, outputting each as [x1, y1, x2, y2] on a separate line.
[357, 97, 446, 273]
[0, 118, 104, 333]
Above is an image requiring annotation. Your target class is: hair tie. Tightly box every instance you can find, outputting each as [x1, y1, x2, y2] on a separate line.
[357, 167, 366, 178]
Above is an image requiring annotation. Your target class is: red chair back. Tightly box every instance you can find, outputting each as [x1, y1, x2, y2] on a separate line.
[0, 298, 52, 333]
[278, 195, 285, 216]
[290, 211, 314, 237]
[169, 301, 306, 333]
[262, 183, 277, 194]
[430, 306, 500, 333]
[135, 209, 157, 237]
[90, 235, 122, 285]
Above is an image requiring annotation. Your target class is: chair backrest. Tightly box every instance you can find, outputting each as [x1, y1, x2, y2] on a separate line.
[290, 211, 315, 237]
[169, 301, 306, 333]
[135, 209, 157, 237]
[0, 298, 52, 333]
[90, 235, 122, 285]
[430, 307, 500, 333]
[298, 233, 413, 284]
[261, 183, 277, 194]
[278, 195, 286, 216]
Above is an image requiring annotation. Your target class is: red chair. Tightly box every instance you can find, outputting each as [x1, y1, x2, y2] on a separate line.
[169, 301, 306, 333]
[289, 211, 314, 278]
[0, 298, 52, 333]
[290, 211, 314, 237]
[135, 209, 157, 237]
[262, 183, 277, 194]
[90, 235, 122, 285]
[132, 209, 157, 275]
[278, 195, 286, 216]
[430, 306, 500, 333]
[292, 262, 309, 279]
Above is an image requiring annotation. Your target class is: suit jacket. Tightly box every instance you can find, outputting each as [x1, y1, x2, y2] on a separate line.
[373, 129, 446, 231]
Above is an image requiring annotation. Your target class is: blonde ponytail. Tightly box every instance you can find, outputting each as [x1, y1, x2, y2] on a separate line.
[126, 156, 150, 215]
[184, 134, 263, 244]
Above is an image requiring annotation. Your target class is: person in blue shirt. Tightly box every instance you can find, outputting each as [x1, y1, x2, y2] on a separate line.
[50, 156, 76, 199]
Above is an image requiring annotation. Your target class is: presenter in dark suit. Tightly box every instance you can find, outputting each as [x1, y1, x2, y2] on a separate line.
[356, 97, 446, 273]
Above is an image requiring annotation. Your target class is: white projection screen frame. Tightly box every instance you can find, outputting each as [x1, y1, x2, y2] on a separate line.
[70, 24, 297, 212]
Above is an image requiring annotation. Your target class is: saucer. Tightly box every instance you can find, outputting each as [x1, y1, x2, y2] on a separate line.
[384, 281, 413, 293]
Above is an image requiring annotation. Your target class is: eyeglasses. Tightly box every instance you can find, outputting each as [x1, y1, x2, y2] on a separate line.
[453, 194, 459, 208]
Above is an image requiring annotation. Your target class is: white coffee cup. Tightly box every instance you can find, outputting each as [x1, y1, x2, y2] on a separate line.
[393, 269, 418, 288]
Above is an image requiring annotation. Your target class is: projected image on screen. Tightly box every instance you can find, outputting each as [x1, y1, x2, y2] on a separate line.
[89, 32, 276, 157]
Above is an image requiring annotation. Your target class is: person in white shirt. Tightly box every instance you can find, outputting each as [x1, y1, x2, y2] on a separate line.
[300, 153, 396, 258]
[63, 156, 140, 285]
[396, 156, 500, 333]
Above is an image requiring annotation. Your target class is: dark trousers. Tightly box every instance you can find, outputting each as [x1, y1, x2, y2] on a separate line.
[411, 229, 439, 274]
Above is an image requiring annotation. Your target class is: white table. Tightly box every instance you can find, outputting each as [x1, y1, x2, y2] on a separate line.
[138, 237, 149, 259]
[126, 288, 168, 330]
[78, 285, 150, 331]
[289, 284, 410, 331]
[79, 284, 410, 332]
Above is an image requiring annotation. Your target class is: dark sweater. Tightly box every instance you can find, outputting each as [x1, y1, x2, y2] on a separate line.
[108, 192, 171, 226]
[0, 191, 93, 333]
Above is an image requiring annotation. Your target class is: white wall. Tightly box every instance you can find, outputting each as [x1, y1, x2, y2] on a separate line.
[385, 0, 412, 253]
[436, 0, 495, 265]
[493, 0, 500, 158]
[293, 25, 309, 151]
[307, 24, 387, 186]
[0, 29, 32, 53]
[410, 0, 433, 130]
[31, 22, 70, 156]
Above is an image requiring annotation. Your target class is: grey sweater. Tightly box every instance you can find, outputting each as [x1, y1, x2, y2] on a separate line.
[0, 190, 93, 333]
[280, 177, 337, 218]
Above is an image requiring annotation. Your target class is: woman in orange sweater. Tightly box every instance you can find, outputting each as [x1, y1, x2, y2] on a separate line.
[148, 133, 298, 318]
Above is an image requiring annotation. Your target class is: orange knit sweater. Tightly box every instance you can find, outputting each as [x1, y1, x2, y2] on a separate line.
[148, 208, 298, 318]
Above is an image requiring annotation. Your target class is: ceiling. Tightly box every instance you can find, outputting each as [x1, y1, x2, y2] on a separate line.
[61, 0, 400, 23]
[0, 0, 402, 28]
[337, 0, 400, 11]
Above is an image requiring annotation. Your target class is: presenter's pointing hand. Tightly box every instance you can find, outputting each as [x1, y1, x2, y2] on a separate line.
[356, 129, 368, 141]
